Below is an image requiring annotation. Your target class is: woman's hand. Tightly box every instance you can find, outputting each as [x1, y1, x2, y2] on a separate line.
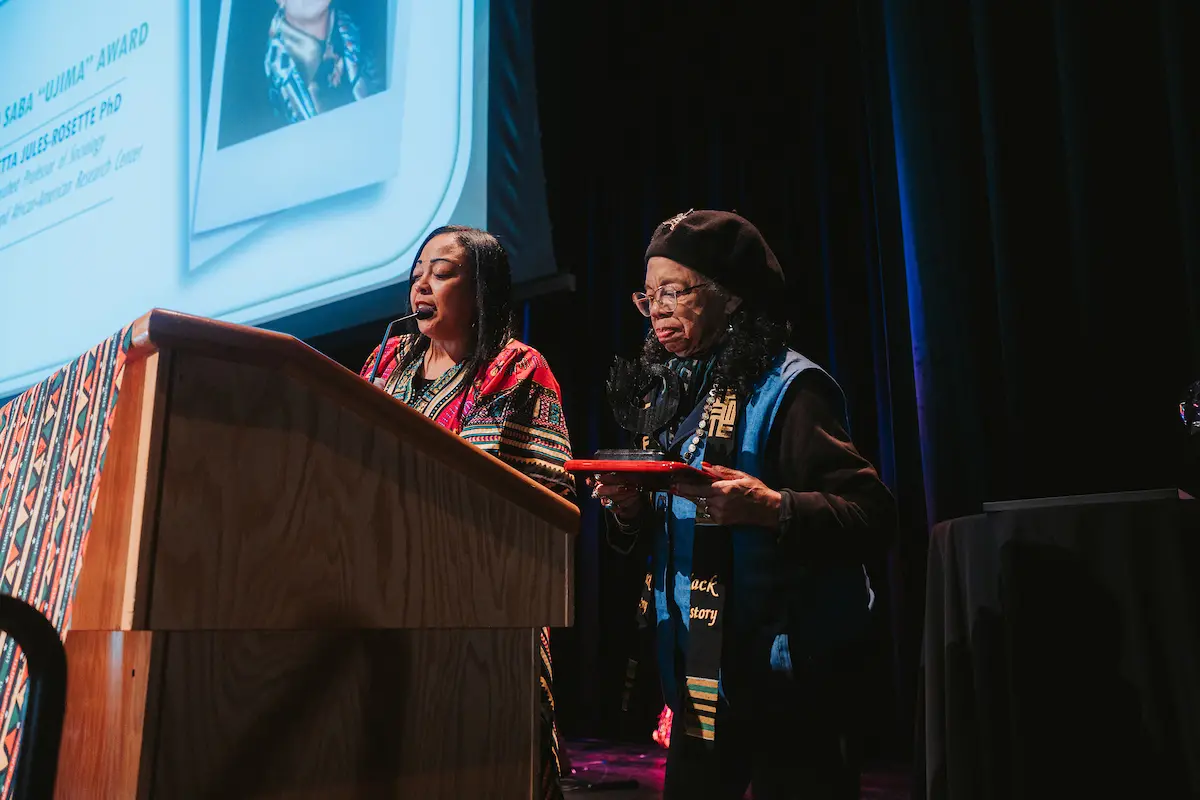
[671, 464, 782, 529]
[587, 473, 646, 523]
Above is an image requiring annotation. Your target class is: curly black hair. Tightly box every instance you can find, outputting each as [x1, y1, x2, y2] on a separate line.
[639, 302, 791, 396]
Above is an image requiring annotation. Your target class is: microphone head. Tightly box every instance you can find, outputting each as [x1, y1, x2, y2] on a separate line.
[414, 307, 435, 320]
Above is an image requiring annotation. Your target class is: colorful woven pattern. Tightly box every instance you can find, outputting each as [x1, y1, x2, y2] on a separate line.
[365, 335, 575, 496]
[0, 325, 132, 797]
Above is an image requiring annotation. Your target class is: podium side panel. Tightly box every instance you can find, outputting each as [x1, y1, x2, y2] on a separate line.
[149, 629, 535, 799]
[73, 352, 170, 631]
[55, 631, 163, 799]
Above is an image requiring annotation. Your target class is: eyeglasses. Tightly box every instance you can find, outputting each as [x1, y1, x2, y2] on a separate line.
[631, 283, 711, 317]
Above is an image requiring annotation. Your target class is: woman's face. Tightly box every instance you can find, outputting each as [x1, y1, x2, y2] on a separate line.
[410, 233, 476, 344]
[644, 257, 739, 357]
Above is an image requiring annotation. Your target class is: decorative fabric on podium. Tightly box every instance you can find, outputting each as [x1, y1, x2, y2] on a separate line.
[0, 325, 133, 798]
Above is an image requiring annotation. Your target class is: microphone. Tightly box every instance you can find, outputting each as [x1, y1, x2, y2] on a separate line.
[365, 307, 434, 385]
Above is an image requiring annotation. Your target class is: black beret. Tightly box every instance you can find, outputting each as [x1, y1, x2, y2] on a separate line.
[644, 209, 786, 313]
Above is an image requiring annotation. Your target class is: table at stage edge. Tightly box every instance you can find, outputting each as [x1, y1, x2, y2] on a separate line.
[914, 493, 1200, 800]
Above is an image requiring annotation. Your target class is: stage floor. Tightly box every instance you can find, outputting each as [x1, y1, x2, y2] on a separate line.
[562, 739, 910, 798]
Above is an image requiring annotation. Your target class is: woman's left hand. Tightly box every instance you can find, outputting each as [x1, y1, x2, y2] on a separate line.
[671, 464, 782, 530]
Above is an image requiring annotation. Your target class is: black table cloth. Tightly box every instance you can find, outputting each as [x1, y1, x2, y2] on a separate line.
[915, 496, 1200, 799]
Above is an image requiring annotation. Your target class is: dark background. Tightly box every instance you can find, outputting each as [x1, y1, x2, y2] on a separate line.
[311, 0, 1200, 764]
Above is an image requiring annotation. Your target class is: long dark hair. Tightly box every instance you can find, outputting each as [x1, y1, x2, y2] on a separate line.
[395, 225, 516, 398]
[639, 292, 791, 396]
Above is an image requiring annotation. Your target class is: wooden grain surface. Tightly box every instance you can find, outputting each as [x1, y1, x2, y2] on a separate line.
[133, 308, 578, 533]
[147, 352, 571, 631]
[149, 629, 535, 799]
[55, 309, 568, 797]
[55, 631, 161, 799]
[71, 351, 170, 631]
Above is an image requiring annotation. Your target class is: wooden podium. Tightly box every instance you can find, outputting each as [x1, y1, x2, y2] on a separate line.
[53, 310, 578, 798]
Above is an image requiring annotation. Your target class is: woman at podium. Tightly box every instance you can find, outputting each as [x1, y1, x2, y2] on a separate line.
[359, 224, 574, 799]
[592, 210, 895, 799]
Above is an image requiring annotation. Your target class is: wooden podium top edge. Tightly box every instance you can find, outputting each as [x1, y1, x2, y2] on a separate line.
[127, 308, 580, 533]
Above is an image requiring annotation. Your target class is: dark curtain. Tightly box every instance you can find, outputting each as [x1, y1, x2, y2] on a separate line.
[310, 0, 1200, 765]
[882, 0, 1200, 526]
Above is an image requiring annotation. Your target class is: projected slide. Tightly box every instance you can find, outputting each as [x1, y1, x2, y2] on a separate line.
[0, 0, 485, 397]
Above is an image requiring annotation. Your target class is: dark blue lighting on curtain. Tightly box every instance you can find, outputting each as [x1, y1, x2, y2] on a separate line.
[882, 0, 935, 526]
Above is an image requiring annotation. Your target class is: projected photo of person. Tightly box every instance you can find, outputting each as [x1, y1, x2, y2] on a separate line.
[265, 0, 384, 126]
[192, 0, 407, 235]
[217, 0, 388, 150]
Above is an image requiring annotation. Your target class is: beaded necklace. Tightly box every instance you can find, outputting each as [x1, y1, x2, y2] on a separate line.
[684, 384, 720, 460]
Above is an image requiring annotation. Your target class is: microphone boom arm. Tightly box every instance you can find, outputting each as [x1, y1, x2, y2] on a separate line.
[365, 308, 432, 385]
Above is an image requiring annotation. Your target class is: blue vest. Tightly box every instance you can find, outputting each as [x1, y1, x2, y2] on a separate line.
[651, 349, 874, 709]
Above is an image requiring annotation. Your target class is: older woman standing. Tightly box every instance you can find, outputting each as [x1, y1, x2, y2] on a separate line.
[361, 225, 574, 799]
[592, 210, 895, 800]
